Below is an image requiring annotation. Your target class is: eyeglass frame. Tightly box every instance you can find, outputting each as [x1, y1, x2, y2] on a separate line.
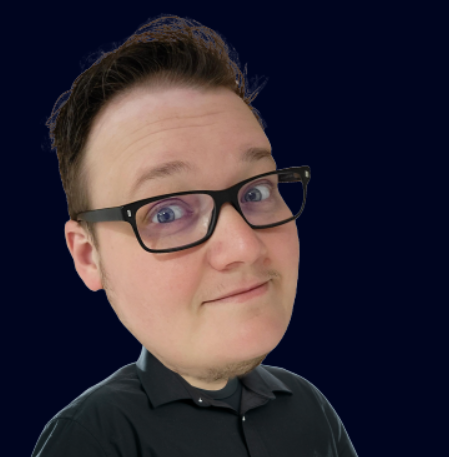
[75, 165, 311, 254]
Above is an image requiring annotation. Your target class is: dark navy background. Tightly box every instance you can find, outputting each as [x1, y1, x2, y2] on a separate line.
[4, 3, 443, 457]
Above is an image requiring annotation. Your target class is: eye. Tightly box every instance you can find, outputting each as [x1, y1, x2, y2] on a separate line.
[149, 200, 191, 224]
[242, 182, 272, 203]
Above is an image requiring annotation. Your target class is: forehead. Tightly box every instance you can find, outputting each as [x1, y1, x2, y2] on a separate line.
[87, 86, 254, 143]
[85, 87, 272, 206]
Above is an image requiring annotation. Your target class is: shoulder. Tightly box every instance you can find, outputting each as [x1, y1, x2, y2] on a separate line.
[260, 364, 356, 452]
[48, 362, 143, 426]
[32, 363, 146, 456]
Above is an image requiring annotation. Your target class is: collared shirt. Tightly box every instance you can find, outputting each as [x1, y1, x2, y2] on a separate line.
[31, 345, 358, 456]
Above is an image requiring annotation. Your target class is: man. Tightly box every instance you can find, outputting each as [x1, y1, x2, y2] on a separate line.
[32, 15, 357, 457]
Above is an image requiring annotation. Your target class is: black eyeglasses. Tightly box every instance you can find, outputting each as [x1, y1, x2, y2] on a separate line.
[75, 166, 311, 254]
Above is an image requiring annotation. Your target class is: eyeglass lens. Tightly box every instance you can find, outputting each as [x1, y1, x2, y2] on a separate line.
[135, 171, 303, 251]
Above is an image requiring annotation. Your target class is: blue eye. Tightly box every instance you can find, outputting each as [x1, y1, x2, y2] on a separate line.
[150, 201, 190, 224]
[242, 183, 272, 203]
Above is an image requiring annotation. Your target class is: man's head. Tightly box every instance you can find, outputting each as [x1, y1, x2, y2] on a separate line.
[51, 16, 300, 390]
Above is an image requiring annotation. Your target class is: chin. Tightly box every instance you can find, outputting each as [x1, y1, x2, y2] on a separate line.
[224, 319, 286, 360]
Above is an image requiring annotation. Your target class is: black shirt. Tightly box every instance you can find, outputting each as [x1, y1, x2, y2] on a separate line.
[31, 345, 358, 456]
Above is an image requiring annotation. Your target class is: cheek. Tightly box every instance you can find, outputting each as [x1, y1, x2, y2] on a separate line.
[103, 241, 198, 321]
[273, 224, 300, 307]
[116, 263, 194, 308]
[272, 223, 300, 273]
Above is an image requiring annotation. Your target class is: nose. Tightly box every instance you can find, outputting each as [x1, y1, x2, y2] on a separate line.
[212, 201, 262, 244]
[216, 201, 247, 226]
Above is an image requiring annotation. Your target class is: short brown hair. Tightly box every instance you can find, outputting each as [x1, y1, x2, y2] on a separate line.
[46, 14, 268, 250]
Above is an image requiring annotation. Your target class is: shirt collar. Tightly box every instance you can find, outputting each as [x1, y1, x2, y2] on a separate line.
[136, 345, 292, 410]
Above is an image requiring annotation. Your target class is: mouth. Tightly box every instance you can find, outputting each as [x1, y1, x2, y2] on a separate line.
[204, 280, 270, 305]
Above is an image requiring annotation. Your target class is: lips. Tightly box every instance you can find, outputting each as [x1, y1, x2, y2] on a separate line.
[207, 281, 268, 302]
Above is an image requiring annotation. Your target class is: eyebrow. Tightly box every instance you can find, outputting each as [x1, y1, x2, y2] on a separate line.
[128, 147, 276, 198]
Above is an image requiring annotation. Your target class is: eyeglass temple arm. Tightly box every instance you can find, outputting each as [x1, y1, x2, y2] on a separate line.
[76, 207, 125, 223]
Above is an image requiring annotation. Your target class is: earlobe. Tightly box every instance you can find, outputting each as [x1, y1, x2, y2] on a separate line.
[64, 220, 104, 292]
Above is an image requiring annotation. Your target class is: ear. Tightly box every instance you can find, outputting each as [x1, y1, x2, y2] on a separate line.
[64, 220, 104, 291]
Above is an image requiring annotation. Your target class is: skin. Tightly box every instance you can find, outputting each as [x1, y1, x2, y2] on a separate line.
[65, 86, 300, 391]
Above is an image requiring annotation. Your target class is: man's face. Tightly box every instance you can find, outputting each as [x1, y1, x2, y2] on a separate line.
[65, 86, 299, 390]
